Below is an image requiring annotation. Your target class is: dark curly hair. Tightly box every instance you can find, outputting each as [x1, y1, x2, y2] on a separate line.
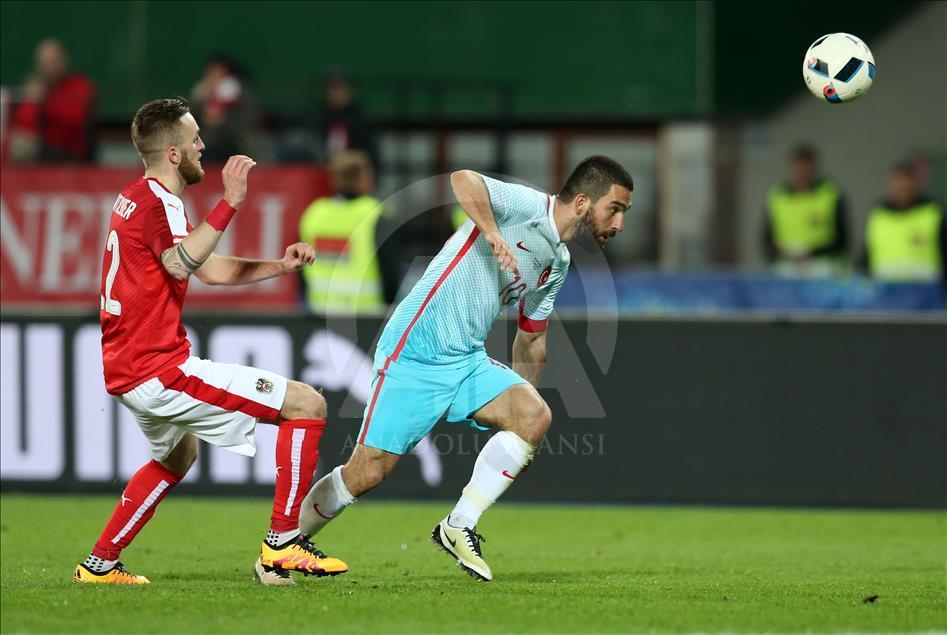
[558, 156, 634, 204]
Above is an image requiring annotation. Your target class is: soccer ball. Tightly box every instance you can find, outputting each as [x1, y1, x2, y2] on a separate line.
[803, 33, 875, 104]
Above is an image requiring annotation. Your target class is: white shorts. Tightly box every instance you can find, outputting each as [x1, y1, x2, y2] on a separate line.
[118, 356, 288, 461]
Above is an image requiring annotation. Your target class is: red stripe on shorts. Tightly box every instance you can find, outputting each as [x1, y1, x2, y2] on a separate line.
[358, 227, 481, 444]
[158, 367, 281, 421]
[358, 366, 389, 444]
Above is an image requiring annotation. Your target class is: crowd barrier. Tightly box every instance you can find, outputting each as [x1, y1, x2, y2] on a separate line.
[556, 269, 945, 314]
[2, 312, 944, 507]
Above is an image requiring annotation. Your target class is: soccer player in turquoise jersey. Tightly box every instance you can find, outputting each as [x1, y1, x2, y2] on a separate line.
[300, 156, 633, 580]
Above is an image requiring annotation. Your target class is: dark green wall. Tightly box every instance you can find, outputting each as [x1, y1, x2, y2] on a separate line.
[0, 1, 920, 122]
[0, 0, 701, 121]
[713, 0, 919, 116]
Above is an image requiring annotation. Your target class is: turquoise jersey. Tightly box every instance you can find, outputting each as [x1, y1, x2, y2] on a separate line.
[378, 175, 571, 367]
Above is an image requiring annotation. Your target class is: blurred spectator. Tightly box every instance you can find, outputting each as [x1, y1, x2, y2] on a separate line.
[190, 54, 259, 162]
[8, 38, 96, 162]
[863, 163, 945, 282]
[311, 69, 379, 171]
[763, 145, 849, 276]
[299, 151, 398, 313]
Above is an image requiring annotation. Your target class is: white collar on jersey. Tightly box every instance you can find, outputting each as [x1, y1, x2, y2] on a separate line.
[546, 194, 561, 243]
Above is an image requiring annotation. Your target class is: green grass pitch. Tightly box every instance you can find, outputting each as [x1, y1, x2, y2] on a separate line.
[1, 494, 943, 633]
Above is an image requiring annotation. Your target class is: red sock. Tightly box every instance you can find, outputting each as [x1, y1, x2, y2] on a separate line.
[92, 460, 183, 561]
[271, 418, 325, 533]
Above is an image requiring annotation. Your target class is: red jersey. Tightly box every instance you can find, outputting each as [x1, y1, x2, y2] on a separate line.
[100, 177, 193, 394]
[12, 73, 96, 160]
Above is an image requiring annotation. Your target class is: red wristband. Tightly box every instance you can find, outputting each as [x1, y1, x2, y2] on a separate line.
[205, 199, 236, 232]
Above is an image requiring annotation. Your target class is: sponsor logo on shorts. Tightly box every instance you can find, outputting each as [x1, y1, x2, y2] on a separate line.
[256, 378, 274, 395]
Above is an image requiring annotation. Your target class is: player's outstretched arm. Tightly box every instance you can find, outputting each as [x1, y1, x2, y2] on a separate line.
[160, 155, 255, 281]
[450, 170, 518, 274]
[194, 243, 315, 286]
[512, 328, 547, 387]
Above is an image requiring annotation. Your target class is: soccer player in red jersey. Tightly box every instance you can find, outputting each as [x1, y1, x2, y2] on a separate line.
[73, 98, 346, 586]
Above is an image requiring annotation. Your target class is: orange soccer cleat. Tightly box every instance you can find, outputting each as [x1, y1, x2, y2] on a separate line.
[73, 561, 150, 585]
[258, 535, 348, 578]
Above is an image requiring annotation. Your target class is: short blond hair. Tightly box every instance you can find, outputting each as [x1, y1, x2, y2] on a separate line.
[131, 98, 190, 165]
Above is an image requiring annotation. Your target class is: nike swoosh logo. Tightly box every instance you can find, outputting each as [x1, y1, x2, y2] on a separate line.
[447, 534, 457, 547]
[515, 241, 530, 252]
[313, 503, 335, 520]
[501, 470, 515, 480]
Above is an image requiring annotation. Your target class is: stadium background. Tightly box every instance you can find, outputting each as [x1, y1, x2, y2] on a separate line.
[1, 0, 945, 505]
[1, 2, 944, 632]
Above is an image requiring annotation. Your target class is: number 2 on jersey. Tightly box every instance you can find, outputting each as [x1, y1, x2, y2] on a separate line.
[101, 230, 122, 316]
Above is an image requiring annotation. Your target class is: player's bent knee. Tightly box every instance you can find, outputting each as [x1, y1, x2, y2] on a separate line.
[281, 381, 327, 421]
[520, 396, 552, 443]
[305, 387, 327, 419]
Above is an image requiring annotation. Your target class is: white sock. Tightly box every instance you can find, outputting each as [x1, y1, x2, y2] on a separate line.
[265, 528, 299, 548]
[83, 554, 117, 573]
[299, 465, 357, 536]
[448, 431, 535, 529]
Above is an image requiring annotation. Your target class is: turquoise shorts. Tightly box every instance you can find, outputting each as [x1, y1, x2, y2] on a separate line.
[356, 348, 527, 455]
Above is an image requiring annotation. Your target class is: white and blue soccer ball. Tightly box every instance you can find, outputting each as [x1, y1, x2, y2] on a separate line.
[803, 33, 875, 104]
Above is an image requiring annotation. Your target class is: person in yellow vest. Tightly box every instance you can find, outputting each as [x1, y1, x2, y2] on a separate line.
[863, 163, 945, 283]
[299, 150, 395, 313]
[763, 145, 849, 276]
